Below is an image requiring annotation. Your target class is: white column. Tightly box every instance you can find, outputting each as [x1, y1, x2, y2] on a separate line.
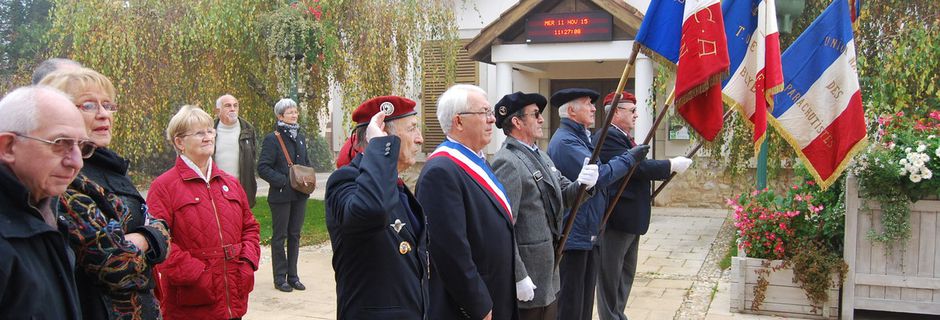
[633, 52, 654, 158]
[489, 62, 513, 153]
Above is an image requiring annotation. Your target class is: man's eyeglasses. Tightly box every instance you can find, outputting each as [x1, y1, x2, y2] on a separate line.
[76, 102, 119, 113]
[14, 133, 96, 159]
[179, 128, 217, 139]
[458, 108, 495, 118]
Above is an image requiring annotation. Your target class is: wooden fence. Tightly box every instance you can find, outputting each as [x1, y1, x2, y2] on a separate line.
[842, 175, 940, 318]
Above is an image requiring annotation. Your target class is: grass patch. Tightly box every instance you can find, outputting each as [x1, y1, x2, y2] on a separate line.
[252, 197, 329, 246]
[718, 236, 738, 270]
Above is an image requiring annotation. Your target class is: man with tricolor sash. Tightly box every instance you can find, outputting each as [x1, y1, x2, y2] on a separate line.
[416, 84, 517, 320]
[546, 88, 649, 320]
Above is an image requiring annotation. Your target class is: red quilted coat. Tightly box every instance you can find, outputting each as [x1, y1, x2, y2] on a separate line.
[148, 157, 261, 320]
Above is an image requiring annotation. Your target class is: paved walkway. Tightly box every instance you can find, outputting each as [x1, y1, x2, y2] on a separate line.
[243, 206, 775, 320]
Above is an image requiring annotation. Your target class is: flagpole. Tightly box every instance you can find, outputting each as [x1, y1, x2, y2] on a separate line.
[650, 108, 734, 200]
[554, 45, 640, 270]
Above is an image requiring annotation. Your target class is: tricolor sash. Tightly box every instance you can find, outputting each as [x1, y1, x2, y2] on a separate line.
[428, 140, 513, 222]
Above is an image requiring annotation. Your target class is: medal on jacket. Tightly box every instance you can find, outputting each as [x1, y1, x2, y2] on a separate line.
[390, 219, 405, 233]
[399, 241, 411, 254]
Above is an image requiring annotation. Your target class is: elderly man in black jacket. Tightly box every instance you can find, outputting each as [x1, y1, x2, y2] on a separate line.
[0, 85, 88, 319]
[326, 95, 427, 319]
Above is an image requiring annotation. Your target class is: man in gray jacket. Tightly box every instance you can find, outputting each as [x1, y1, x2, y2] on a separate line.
[490, 91, 598, 320]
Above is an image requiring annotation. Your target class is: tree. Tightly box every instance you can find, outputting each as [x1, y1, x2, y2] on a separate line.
[45, 0, 459, 174]
[0, 0, 53, 85]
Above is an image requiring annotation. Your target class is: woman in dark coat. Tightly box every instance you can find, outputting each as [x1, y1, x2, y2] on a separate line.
[258, 98, 311, 292]
[41, 68, 171, 320]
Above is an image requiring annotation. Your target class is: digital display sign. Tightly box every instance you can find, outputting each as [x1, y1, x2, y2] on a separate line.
[526, 11, 613, 43]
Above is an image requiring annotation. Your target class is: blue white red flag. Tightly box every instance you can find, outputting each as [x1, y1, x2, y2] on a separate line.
[635, 0, 730, 141]
[849, 0, 861, 23]
[428, 140, 513, 221]
[721, 0, 784, 155]
[771, 0, 868, 190]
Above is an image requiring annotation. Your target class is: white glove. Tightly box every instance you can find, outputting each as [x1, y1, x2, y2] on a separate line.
[669, 156, 693, 174]
[365, 111, 387, 142]
[577, 157, 599, 188]
[515, 276, 536, 302]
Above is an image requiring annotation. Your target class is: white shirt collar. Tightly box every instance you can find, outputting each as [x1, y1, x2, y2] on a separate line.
[180, 154, 213, 183]
[446, 136, 485, 159]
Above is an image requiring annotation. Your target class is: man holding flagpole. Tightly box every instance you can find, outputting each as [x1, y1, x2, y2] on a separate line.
[547, 88, 649, 320]
[594, 91, 692, 320]
[417, 84, 516, 320]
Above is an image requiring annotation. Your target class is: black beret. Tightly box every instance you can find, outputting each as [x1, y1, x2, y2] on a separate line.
[494, 92, 548, 129]
[550, 88, 600, 108]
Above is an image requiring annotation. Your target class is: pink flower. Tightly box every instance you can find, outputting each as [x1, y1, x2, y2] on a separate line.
[795, 194, 803, 201]
[896, 111, 905, 117]
[931, 110, 940, 121]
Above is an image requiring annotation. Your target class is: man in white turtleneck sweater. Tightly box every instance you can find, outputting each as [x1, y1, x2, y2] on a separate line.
[214, 94, 259, 207]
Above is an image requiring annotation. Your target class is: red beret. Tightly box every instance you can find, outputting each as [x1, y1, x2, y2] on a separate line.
[351, 95, 417, 126]
[603, 91, 637, 106]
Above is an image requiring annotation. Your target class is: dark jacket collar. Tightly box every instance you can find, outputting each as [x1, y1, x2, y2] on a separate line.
[560, 118, 592, 145]
[85, 147, 130, 175]
[0, 165, 56, 238]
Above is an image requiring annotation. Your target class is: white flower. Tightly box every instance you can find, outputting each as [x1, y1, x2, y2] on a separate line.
[900, 158, 909, 165]
[913, 159, 925, 168]
[899, 168, 908, 176]
[917, 144, 927, 152]
[905, 147, 912, 153]
[923, 169, 933, 180]
[936, 147, 940, 158]
[910, 173, 923, 183]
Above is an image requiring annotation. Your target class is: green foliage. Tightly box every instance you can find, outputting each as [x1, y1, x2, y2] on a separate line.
[788, 241, 847, 313]
[851, 111, 940, 244]
[306, 134, 334, 171]
[37, 0, 457, 175]
[251, 197, 328, 246]
[0, 0, 53, 84]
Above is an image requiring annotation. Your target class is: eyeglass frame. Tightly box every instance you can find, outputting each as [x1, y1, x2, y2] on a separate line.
[76, 101, 119, 113]
[177, 128, 217, 139]
[13, 132, 97, 159]
[457, 108, 495, 118]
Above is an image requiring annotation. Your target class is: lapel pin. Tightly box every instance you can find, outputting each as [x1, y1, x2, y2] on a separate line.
[399, 241, 412, 254]
[391, 219, 406, 233]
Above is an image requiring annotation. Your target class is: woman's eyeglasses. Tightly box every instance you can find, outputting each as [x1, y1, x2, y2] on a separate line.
[14, 133, 96, 158]
[76, 102, 119, 113]
[179, 128, 217, 139]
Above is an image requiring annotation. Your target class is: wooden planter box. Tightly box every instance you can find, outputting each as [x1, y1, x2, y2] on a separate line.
[842, 175, 940, 319]
[731, 256, 839, 319]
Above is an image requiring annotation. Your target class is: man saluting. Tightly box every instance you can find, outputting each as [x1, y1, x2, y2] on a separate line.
[325, 96, 427, 319]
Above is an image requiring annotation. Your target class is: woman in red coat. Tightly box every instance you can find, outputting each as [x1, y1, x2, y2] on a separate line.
[148, 105, 261, 319]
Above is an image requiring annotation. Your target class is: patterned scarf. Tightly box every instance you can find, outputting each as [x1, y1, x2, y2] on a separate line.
[277, 120, 300, 139]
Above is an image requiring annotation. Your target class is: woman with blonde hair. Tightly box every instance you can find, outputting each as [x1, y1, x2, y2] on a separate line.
[148, 105, 260, 319]
[40, 67, 171, 320]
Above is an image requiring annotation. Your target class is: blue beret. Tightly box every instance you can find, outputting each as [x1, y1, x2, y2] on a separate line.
[550, 88, 599, 108]
[494, 92, 547, 129]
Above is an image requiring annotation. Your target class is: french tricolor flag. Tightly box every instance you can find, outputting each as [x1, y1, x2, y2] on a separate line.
[721, 0, 784, 156]
[635, 0, 729, 141]
[771, 0, 868, 190]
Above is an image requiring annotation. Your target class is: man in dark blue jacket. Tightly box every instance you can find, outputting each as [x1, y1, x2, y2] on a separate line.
[546, 88, 649, 320]
[593, 91, 692, 320]
[325, 95, 428, 319]
[417, 84, 515, 320]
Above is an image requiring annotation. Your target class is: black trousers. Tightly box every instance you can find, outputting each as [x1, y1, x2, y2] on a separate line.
[519, 299, 558, 320]
[269, 198, 307, 283]
[557, 249, 597, 320]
